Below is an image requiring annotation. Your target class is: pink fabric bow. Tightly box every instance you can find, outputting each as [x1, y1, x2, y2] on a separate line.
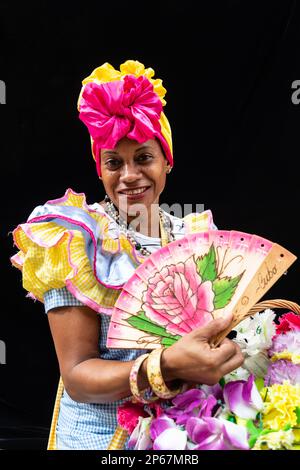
[79, 75, 168, 175]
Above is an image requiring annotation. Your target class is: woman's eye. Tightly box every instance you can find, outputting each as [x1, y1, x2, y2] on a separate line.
[105, 159, 121, 169]
[136, 154, 153, 162]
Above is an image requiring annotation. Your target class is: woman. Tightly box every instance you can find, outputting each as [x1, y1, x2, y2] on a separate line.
[11, 60, 244, 450]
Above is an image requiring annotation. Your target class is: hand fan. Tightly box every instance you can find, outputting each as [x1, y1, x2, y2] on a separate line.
[106, 230, 297, 349]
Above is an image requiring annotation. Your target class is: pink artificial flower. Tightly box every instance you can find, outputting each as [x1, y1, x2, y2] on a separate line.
[186, 416, 249, 450]
[276, 312, 300, 335]
[142, 257, 215, 336]
[223, 374, 263, 420]
[268, 330, 300, 356]
[117, 401, 148, 434]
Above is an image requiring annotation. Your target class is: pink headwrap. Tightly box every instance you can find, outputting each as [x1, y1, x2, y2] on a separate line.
[78, 62, 173, 176]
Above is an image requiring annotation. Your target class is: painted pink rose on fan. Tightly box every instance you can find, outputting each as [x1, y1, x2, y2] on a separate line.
[142, 256, 215, 336]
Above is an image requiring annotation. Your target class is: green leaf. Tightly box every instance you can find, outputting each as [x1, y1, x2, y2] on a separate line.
[246, 420, 258, 435]
[227, 415, 237, 423]
[255, 377, 265, 392]
[126, 311, 181, 341]
[196, 244, 217, 282]
[246, 420, 274, 448]
[296, 407, 300, 425]
[212, 272, 244, 309]
[219, 377, 225, 388]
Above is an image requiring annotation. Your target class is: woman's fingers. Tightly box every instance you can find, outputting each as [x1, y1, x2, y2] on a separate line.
[210, 338, 238, 364]
[219, 343, 245, 377]
[193, 315, 233, 341]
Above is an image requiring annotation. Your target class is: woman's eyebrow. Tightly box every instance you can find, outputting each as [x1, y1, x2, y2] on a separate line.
[102, 150, 120, 157]
[135, 145, 152, 153]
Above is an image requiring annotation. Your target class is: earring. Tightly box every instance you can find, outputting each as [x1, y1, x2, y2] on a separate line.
[166, 167, 171, 174]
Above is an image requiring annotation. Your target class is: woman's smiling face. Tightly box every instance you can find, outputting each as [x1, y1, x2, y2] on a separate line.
[100, 137, 170, 216]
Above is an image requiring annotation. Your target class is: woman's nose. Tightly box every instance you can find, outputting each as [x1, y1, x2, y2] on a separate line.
[119, 164, 141, 183]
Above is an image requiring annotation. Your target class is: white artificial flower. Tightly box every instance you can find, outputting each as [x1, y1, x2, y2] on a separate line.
[243, 351, 270, 378]
[233, 309, 276, 356]
[223, 366, 250, 383]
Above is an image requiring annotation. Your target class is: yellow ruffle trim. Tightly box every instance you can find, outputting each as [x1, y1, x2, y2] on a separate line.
[11, 189, 142, 311]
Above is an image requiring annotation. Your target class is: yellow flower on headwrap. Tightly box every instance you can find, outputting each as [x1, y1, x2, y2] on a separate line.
[79, 59, 167, 107]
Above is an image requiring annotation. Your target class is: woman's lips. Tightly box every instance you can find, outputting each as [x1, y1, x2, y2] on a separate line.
[118, 186, 150, 200]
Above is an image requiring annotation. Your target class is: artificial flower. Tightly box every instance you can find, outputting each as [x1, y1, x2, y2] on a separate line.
[243, 351, 270, 378]
[224, 366, 250, 383]
[153, 427, 187, 450]
[223, 374, 263, 419]
[252, 429, 295, 450]
[127, 416, 152, 450]
[265, 359, 300, 386]
[233, 309, 276, 356]
[186, 416, 249, 450]
[122, 309, 300, 451]
[270, 351, 300, 364]
[117, 401, 148, 433]
[269, 330, 300, 357]
[276, 312, 300, 335]
[149, 414, 188, 450]
[165, 388, 217, 425]
[261, 381, 300, 430]
[150, 415, 177, 440]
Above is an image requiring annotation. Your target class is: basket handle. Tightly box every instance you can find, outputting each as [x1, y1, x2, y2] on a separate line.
[212, 298, 300, 347]
[247, 298, 300, 315]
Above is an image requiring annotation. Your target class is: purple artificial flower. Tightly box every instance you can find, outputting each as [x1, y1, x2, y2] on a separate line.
[223, 374, 263, 420]
[150, 415, 177, 440]
[186, 416, 249, 450]
[201, 383, 223, 402]
[268, 330, 300, 356]
[264, 359, 300, 386]
[165, 388, 217, 426]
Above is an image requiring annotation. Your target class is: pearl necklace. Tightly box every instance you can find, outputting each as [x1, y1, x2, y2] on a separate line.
[104, 195, 174, 256]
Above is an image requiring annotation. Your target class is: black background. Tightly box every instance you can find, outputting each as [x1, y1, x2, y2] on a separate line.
[0, 0, 300, 450]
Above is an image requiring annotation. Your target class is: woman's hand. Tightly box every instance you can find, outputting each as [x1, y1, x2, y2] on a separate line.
[161, 315, 244, 386]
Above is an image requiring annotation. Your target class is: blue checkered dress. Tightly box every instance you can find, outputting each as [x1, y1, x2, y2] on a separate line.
[45, 224, 186, 450]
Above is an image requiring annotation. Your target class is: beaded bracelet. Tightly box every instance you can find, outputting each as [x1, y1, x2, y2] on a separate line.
[129, 353, 159, 404]
[146, 347, 183, 399]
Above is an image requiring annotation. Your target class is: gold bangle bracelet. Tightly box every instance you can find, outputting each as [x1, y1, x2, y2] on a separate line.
[146, 347, 183, 399]
[129, 353, 159, 404]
